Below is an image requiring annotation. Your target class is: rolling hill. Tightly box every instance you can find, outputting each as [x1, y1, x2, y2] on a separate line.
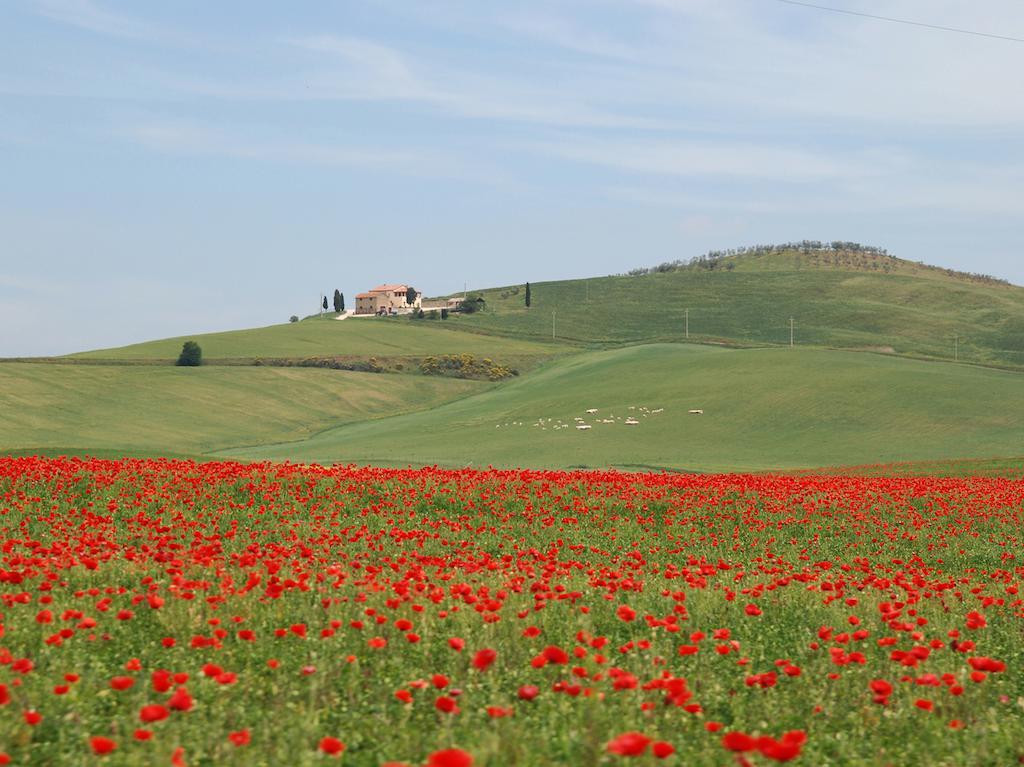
[220, 344, 1024, 472]
[69, 314, 569, 363]
[4, 244, 1021, 474]
[0, 363, 487, 456]
[448, 247, 1024, 368]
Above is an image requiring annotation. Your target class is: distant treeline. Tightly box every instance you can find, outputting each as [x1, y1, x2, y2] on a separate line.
[626, 241, 1009, 286]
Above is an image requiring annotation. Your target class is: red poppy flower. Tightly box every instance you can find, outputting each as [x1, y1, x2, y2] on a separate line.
[319, 737, 345, 756]
[607, 732, 651, 756]
[427, 749, 473, 767]
[652, 741, 675, 759]
[110, 676, 134, 691]
[151, 670, 172, 693]
[139, 704, 169, 723]
[517, 685, 540, 701]
[168, 687, 193, 711]
[90, 736, 117, 755]
[758, 738, 802, 762]
[229, 729, 250, 747]
[472, 648, 497, 671]
[542, 646, 570, 664]
[722, 732, 756, 752]
[435, 695, 459, 713]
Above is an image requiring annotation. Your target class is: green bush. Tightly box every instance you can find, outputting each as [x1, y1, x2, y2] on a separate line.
[419, 353, 514, 380]
[457, 296, 485, 314]
[176, 341, 202, 367]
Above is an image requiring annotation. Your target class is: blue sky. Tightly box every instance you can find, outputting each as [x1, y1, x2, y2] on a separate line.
[2, 0, 1023, 355]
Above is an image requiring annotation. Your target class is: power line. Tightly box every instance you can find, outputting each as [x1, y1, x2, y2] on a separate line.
[773, 0, 1024, 44]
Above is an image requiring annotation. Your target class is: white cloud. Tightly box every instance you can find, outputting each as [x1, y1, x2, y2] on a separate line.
[497, 11, 642, 61]
[280, 35, 664, 128]
[537, 136, 895, 181]
[613, 0, 1024, 128]
[120, 118, 445, 173]
[31, 0, 158, 40]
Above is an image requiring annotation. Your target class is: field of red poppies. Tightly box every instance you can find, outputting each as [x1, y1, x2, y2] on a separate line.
[0, 457, 1021, 766]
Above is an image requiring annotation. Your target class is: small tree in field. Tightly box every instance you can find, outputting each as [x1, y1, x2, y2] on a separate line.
[406, 286, 418, 305]
[525, 282, 531, 307]
[322, 296, 329, 312]
[176, 341, 202, 367]
[333, 289, 344, 313]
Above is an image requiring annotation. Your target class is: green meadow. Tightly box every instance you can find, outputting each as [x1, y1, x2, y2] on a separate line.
[0, 363, 486, 456]
[222, 345, 1024, 473]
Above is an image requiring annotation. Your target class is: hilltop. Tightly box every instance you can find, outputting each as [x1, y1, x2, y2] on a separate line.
[629, 241, 1010, 286]
[447, 244, 1024, 368]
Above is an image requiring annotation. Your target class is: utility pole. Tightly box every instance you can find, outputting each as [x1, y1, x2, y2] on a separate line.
[552, 311, 556, 341]
[685, 308, 689, 339]
[319, 293, 323, 318]
[954, 335, 959, 362]
[789, 317, 794, 348]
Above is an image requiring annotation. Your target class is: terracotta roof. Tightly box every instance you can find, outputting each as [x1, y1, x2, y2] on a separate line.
[355, 292, 376, 299]
[370, 284, 408, 292]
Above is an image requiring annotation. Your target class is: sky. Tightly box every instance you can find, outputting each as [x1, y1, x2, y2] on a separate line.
[1, 0, 1023, 356]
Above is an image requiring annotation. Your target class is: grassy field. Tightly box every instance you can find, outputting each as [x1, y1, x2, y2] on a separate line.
[222, 345, 1024, 472]
[0, 363, 487, 456]
[789, 456, 1024, 478]
[450, 250, 1024, 367]
[69, 315, 571, 361]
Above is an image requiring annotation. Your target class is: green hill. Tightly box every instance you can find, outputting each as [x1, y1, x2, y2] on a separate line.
[448, 248, 1024, 367]
[9, 245, 1022, 474]
[0, 363, 487, 456]
[220, 344, 1024, 472]
[69, 315, 570, 362]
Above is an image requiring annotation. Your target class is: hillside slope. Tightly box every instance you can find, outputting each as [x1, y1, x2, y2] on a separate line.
[69, 315, 570, 362]
[449, 249, 1024, 367]
[221, 345, 1024, 472]
[0, 363, 487, 455]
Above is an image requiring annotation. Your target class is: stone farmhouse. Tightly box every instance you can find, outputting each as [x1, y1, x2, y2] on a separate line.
[354, 284, 423, 315]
